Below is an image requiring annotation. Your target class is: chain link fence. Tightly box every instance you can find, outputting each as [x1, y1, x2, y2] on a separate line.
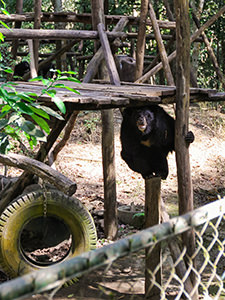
[0, 198, 225, 299]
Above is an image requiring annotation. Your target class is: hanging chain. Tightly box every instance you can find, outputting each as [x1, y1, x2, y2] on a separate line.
[40, 179, 48, 218]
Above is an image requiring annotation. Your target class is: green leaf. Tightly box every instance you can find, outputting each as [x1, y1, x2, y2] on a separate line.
[52, 83, 66, 88]
[0, 33, 4, 42]
[17, 102, 33, 115]
[64, 86, 80, 94]
[3, 68, 13, 74]
[1, 104, 11, 113]
[0, 118, 8, 129]
[20, 120, 46, 140]
[0, 133, 10, 154]
[64, 77, 81, 83]
[53, 97, 66, 114]
[16, 93, 35, 103]
[29, 76, 43, 82]
[41, 78, 52, 86]
[38, 105, 64, 120]
[45, 89, 57, 97]
[0, 20, 11, 30]
[30, 105, 50, 119]
[31, 114, 50, 134]
[20, 120, 35, 132]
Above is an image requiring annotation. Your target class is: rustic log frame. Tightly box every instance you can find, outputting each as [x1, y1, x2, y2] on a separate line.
[0, 12, 176, 29]
[136, 5, 225, 83]
[0, 2, 224, 298]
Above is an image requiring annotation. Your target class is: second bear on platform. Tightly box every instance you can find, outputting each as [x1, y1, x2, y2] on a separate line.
[120, 105, 175, 180]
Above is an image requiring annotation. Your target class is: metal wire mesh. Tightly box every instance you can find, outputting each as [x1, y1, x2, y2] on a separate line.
[68, 198, 225, 300]
[0, 198, 225, 299]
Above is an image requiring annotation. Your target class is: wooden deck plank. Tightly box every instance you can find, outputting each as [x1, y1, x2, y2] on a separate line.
[10, 81, 225, 110]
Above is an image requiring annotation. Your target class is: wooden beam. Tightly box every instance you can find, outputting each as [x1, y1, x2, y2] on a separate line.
[97, 23, 120, 86]
[0, 28, 126, 40]
[83, 17, 128, 83]
[148, 1, 175, 86]
[0, 12, 176, 29]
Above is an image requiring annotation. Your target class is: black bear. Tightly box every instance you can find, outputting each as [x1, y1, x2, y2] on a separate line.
[120, 105, 175, 180]
[14, 61, 30, 78]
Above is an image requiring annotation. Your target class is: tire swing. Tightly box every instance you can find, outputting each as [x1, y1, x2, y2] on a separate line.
[0, 189, 97, 280]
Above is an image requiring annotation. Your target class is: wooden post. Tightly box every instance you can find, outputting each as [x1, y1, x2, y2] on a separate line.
[145, 177, 161, 299]
[11, 0, 23, 60]
[83, 17, 128, 84]
[27, 39, 38, 78]
[91, 0, 118, 240]
[174, 1, 198, 299]
[97, 23, 120, 86]
[148, 1, 175, 86]
[135, 0, 148, 80]
[33, 0, 42, 72]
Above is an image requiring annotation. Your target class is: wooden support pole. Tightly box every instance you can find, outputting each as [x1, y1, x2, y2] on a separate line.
[174, 1, 198, 299]
[145, 177, 161, 299]
[83, 17, 128, 83]
[27, 39, 38, 78]
[11, 0, 23, 60]
[97, 23, 121, 86]
[135, 0, 149, 80]
[33, 0, 42, 71]
[91, 0, 118, 240]
[148, 1, 175, 86]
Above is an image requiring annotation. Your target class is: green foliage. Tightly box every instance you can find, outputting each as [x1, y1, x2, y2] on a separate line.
[0, 69, 80, 154]
[0, 2, 81, 154]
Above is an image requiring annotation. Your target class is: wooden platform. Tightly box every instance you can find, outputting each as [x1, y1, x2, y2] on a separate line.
[15, 81, 225, 111]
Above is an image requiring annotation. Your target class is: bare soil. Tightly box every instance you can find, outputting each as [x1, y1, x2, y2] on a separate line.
[1, 104, 225, 299]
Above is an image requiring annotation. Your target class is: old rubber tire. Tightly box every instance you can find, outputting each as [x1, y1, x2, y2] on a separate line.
[0, 189, 97, 279]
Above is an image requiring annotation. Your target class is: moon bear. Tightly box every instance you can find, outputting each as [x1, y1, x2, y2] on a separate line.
[120, 105, 175, 180]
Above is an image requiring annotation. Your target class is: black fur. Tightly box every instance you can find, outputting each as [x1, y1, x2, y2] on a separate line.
[120, 105, 175, 180]
[14, 61, 30, 78]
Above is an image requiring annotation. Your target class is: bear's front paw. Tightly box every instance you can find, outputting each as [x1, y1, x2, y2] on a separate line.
[185, 131, 195, 144]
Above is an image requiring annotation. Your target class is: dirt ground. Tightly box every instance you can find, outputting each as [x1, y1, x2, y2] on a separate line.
[2, 104, 225, 299]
